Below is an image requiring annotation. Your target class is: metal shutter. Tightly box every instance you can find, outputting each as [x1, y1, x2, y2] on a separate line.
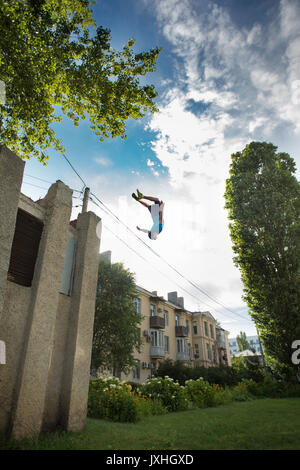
[7, 208, 43, 287]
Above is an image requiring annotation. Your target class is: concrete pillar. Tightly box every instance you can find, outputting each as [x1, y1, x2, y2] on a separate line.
[61, 211, 101, 432]
[9, 181, 72, 440]
[0, 146, 24, 321]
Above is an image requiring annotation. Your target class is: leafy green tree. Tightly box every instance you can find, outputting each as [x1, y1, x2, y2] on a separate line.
[0, 0, 160, 163]
[224, 141, 300, 369]
[236, 331, 251, 352]
[91, 259, 143, 375]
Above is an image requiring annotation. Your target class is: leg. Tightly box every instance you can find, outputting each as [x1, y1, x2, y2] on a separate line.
[141, 195, 160, 202]
[137, 199, 150, 208]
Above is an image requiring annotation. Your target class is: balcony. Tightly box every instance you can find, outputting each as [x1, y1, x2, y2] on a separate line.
[150, 316, 165, 329]
[150, 346, 165, 358]
[176, 352, 190, 361]
[175, 325, 188, 337]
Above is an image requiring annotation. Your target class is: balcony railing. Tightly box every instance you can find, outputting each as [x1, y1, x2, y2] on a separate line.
[176, 352, 190, 361]
[175, 325, 188, 337]
[150, 316, 165, 329]
[150, 346, 165, 358]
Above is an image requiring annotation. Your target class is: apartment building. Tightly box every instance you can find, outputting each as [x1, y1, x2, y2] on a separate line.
[229, 335, 262, 356]
[116, 285, 231, 383]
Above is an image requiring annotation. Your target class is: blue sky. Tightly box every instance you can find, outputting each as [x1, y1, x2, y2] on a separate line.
[21, 0, 300, 338]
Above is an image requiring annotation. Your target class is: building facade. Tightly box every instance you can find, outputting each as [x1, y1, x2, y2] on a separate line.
[0, 145, 101, 440]
[112, 285, 232, 384]
[229, 335, 262, 356]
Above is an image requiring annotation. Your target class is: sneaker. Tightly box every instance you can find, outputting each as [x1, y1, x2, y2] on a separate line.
[132, 193, 138, 200]
[136, 189, 143, 199]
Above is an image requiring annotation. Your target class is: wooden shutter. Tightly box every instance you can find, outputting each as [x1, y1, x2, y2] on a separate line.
[7, 208, 43, 287]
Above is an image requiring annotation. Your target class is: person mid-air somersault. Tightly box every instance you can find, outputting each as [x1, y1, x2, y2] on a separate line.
[132, 189, 165, 240]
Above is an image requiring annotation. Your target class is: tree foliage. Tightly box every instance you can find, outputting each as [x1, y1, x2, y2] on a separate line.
[91, 259, 143, 375]
[0, 0, 160, 163]
[236, 331, 251, 352]
[224, 141, 300, 368]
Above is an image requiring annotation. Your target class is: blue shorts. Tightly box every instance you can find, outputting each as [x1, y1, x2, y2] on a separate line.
[148, 201, 164, 238]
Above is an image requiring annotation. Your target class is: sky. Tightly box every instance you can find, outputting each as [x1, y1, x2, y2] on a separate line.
[20, 0, 300, 338]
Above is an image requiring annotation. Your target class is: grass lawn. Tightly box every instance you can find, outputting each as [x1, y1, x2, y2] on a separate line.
[1, 398, 300, 450]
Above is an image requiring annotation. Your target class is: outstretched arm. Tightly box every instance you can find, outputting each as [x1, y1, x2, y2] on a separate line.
[137, 226, 149, 233]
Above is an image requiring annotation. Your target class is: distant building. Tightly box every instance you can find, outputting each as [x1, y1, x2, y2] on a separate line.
[95, 266, 232, 383]
[229, 335, 262, 356]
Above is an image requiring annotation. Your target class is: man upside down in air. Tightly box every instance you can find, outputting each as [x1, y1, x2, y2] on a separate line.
[132, 189, 164, 240]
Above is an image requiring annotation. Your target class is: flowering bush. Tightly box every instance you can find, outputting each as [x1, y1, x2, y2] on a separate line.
[88, 377, 143, 423]
[140, 376, 189, 412]
[185, 378, 220, 408]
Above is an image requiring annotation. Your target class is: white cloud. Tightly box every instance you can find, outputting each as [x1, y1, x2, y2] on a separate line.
[138, 0, 300, 330]
[94, 156, 113, 167]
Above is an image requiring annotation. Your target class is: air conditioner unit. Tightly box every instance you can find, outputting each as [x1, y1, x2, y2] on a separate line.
[157, 308, 162, 313]
[143, 330, 149, 336]
[142, 362, 147, 369]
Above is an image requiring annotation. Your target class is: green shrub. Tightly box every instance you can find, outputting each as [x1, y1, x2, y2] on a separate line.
[185, 378, 221, 408]
[88, 377, 142, 423]
[140, 376, 189, 412]
[231, 380, 255, 401]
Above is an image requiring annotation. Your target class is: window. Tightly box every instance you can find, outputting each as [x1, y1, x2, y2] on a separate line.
[164, 336, 169, 352]
[163, 310, 169, 326]
[175, 315, 179, 326]
[193, 321, 198, 334]
[186, 319, 189, 333]
[194, 343, 199, 357]
[8, 208, 43, 287]
[204, 321, 208, 336]
[206, 343, 211, 360]
[177, 338, 189, 354]
[150, 304, 155, 316]
[132, 361, 140, 380]
[209, 324, 214, 339]
[135, 298, 141, 313]
[212, 345, 217, 363]
[150, 330, 164, 348]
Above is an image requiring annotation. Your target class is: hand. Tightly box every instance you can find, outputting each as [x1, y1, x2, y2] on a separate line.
[136, 226, 140, 231]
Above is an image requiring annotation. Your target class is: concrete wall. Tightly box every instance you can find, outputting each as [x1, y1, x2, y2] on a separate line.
[0, 148, 101, 439]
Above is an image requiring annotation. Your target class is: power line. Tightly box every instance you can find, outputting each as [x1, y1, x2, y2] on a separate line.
[62, 153, 251, 323]
[89, 196, 247, 323]
[90, 191, 250, 322]
[62, 153, 87, 189]
[23, 173, 84, 194]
